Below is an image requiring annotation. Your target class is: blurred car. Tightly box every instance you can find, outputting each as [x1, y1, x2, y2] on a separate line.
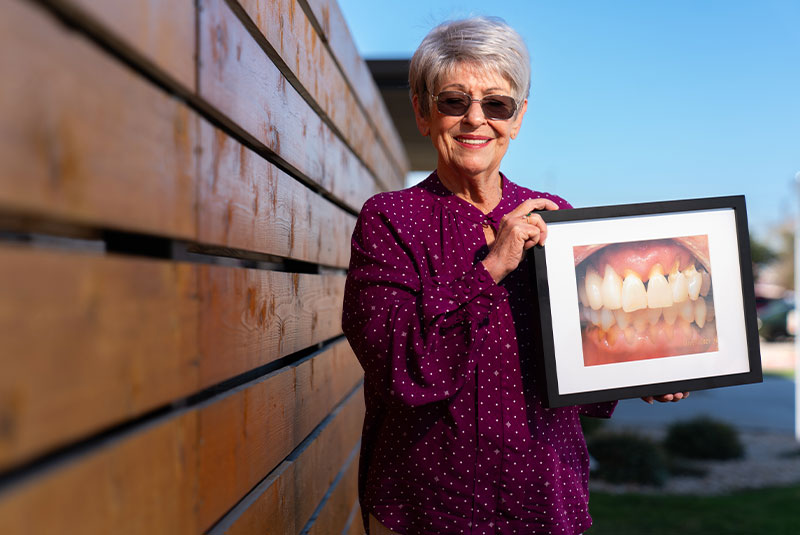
[757, 297, 795, 341]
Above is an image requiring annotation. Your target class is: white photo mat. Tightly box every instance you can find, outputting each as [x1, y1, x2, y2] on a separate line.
[543, 208, 751, 396]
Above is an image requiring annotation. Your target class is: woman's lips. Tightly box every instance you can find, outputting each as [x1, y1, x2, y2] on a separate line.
[574, 236, 717, 366]
[453, 135, 491, 148]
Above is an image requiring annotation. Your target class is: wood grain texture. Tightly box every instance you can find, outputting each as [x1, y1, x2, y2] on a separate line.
[197, 341, 362, 529]
[0, 0, 197, 239]
[306, 446, 359, 535]
[0, 246, 199, 472]
[197, 0, 380, 212]
[234, 0, 406, 190]
[305, 0, 408, 183]
[196, 120, 355, 268]
[0, 243, 350, 471]
[198, 265, 346, 388]
[0, 411, 200, 535]
[46, 0, 196, 90]
[0, 343, 361, 533]
[224, 386, 365, 534]
[346, 504, 366, 535]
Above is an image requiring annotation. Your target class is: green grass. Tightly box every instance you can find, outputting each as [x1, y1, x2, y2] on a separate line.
[586, 485, 800, 534]
[764, 369, 795, 380]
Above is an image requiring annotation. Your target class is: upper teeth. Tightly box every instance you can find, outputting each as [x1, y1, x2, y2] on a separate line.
[646, 264, 672, 309]
[457, 138, 487, 144]
[601, 265, 623, 310]
[621, 270, 647, 313]
[579, 262, 712, 332]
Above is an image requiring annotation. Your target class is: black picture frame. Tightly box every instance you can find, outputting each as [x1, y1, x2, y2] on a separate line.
[531, 195, 762, 408]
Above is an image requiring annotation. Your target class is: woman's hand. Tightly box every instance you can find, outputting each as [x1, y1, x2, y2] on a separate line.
[482, 198, 559, 283]
[642, 392, 690, 404]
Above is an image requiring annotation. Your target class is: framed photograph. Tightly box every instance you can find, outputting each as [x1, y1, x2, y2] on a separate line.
[531, 195, 762, 408]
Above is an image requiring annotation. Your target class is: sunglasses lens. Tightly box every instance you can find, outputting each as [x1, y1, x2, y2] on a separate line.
[436, 92, 471, 116]
[435, 91, 516, 120]
[481, 96, 516, 120]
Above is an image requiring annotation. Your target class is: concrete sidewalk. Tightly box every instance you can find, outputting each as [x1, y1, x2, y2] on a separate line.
[606, 340, 796, 434]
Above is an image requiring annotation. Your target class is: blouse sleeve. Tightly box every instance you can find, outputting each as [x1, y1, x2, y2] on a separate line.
[578, 401, 617, 418]
[342, 196, 508, 407]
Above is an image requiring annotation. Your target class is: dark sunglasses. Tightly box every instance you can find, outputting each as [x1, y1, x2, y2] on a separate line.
[432, 90, 518, 120]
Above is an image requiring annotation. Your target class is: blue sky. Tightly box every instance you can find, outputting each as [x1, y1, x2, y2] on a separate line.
[338, 0, 799, 239]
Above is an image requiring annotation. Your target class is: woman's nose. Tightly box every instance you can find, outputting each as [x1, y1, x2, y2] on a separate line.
[462, 100, 486, 125]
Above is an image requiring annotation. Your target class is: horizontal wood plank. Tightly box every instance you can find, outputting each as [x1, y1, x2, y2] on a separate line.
[0, 0, 197, 239]
[197, 0, 381, 212]
[0, 0, 355, 264]
[305, 0, 408, 184]
[198, 265, 345, 387]
[223, 386, 365, 534]
[0, 245, 346, 471]
[196, 120, 355, 268]
[0, 343, 361, 533]
[197, 341, 362, 529]
[0, 246, 199, 471]
[46, 0, 196, 90]
[306, 446, 359, 535]
[234, 0, 405, 190]
[0, 411, 200, 534]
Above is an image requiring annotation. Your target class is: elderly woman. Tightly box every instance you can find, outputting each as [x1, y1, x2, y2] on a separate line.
[343, 17, 685, 535]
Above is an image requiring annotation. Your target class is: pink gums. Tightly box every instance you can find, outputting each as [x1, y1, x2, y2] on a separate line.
[586, 239, 694, 281]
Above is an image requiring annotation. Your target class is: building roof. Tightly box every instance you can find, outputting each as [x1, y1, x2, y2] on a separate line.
[367, 59, 437, 172]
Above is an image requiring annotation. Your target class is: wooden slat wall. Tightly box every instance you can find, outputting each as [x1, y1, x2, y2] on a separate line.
[0, 0, 406, 532]
[305, 0, 408, 177]
[212, 388, 364, 534]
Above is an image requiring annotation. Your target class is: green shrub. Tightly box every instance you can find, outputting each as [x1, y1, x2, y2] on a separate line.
[780, 448, 800, 459]
[579, 414, 607, 438]
[665, 457, 708, 478]
[588, 432, 668, 486]
[663, 416, 744, 460]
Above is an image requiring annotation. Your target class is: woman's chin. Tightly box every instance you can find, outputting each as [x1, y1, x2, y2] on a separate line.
[437, 148, 506, 180]
[441, 160, 500, 181]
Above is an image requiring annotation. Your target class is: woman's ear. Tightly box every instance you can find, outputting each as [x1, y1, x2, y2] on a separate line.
[412, 94, 430, 136]
[510, 98, 528, 139]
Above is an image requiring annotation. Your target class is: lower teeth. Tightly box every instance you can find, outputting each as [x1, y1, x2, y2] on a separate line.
[582, 295, 713, 334]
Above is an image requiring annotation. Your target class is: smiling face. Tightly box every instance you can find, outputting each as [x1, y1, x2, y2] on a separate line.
[413, 62, 527, 185]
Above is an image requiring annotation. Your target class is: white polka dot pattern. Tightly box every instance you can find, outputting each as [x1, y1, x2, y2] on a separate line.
[343, 173, 617, 534]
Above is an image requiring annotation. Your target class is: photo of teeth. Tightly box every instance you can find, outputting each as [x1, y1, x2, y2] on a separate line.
[574, 235, 718, 366]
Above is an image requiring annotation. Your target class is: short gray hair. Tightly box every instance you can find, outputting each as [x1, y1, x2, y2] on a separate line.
[409, 17, 531, 117]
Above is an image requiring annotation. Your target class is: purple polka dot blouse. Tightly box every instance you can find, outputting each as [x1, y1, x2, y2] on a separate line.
[343, 172, 617, 534]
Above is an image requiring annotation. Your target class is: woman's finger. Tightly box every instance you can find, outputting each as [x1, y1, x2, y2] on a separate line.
[643, 392, 689, 404]
[522, 228, 541, 250]
[507, 198, 558, 221]
[522, 212, 547, 245]
[526, 198, 559, 212]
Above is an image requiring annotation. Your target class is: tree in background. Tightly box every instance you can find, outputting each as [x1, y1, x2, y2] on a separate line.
[751, 233, 778, 281]
[773, 226, 794, 291]
[752, 223, 794, 291]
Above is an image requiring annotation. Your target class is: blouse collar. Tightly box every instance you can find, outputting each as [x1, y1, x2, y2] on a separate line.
[420, 171, 519, 229]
